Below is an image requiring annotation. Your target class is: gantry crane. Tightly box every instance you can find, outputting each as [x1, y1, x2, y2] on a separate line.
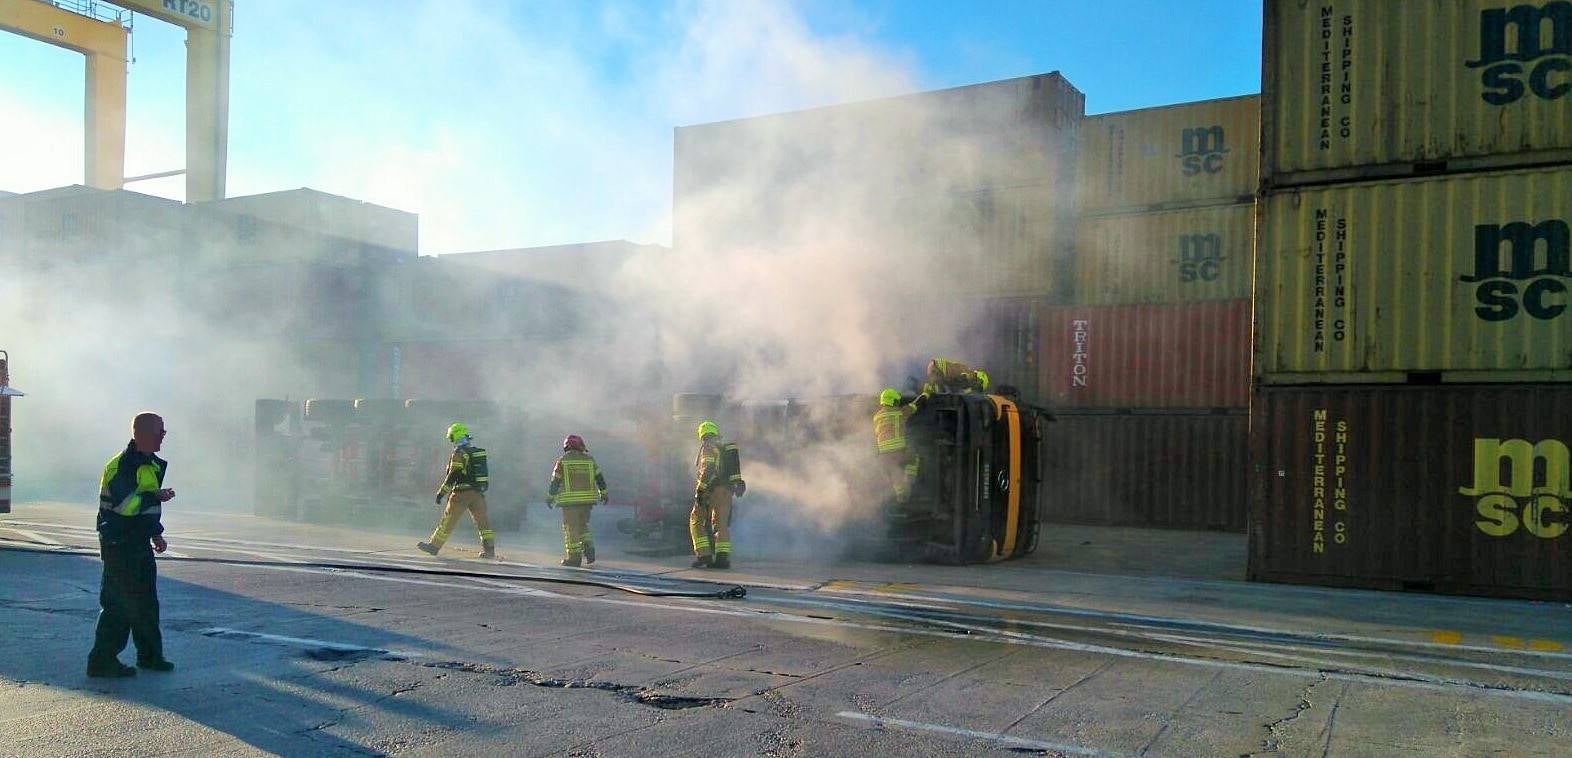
[0, 0, 232, 201]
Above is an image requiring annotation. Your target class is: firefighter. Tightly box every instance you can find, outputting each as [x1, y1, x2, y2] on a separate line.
[690, 420, 744, 569]
[546, 434, 608, 567]
[921, 357, 990, 395]
[417, 422, 494, 558]
[873, 389, 925, 504]
[88, 412, 176, 677]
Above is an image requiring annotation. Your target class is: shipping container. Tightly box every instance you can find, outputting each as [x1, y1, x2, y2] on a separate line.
[673, 73, 1083, 300]
[1039, 299, 1251, 409]
[1262, 0, 1572, 187]
[1250, 383, 1572, 601]
[0, 350, 13, 514]
[1073, 202, 1254, 304]
[1043, 411, 1248, 532]
[0, 186, 186, 267]
[1079, 95, 1259, 214]
[1254, 166, 1572, 378]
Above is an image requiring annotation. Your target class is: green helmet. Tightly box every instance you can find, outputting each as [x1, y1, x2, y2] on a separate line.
[446, 422, 469, 443]
[879, 388, 900, 407]
[696, 420, 719, 440]
[975, 370, 990, 391]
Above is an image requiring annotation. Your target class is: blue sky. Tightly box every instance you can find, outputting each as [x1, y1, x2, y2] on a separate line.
[0, 0, 1261, 252]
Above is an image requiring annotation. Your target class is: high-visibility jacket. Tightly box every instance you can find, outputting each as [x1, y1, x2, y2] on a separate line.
[97, 441, 167, 543]
[925, 358, 988, 394]
[439, 444, 489, 494]
[694, 438, 724, 493]
[549, 450, 607, 506]
[872, 404, 917, 453]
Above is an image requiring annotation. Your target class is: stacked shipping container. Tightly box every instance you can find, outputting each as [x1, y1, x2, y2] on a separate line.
[1250, 0, 1572, 600]
[1040, 96, 1259, 531]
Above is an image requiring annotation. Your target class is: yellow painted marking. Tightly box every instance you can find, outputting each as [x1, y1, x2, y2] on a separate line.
[1430, 631, 1463, 645]
[1529, 640, 1565, 652]
[1492, 636, 1526, 650]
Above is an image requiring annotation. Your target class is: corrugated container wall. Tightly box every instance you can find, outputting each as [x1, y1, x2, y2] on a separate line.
[1073, 203, 1254, 304]
[0, 352, 11, 514]
[1250, 384, 1572, 601]
[204, 189, 418, 260]
[1254, 166, 1572, 379]
[1039, 300, 1251, 409]
[1263, 0, 1572, 187]
[1079, 95, 1260, 213]
[673, 73, 1084, 300]
[1044, 411, 1249, 532]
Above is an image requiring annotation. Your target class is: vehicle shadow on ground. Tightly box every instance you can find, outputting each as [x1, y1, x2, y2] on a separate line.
[0, 549, 470, 755]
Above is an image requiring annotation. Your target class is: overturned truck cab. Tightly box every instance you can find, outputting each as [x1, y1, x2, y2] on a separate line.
[884, 393, 1048, 564]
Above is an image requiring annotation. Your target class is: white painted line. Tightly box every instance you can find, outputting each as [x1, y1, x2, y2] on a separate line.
[2, 528, 64, 547]
[158, 550, 191, 559]
[236, 562, 1572, 705]
[835, 712, 1118, 756]
[199, 627, 418, 659]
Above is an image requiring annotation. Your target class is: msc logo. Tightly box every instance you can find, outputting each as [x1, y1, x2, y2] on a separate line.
[1458, 219, 1570, 321]
[1459, 438, 1570, 538]
[1176, 234, 1225, 283]
[1178, 126, 1228, 176]
[1466, 3, 1572, 105]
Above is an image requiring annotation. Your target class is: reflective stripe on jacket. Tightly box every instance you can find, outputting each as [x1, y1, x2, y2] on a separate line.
[97, 441, 167, 542]
[873, 405, 915, 453]
[550, 451, 606, 505]
[440, 445, 488, 493]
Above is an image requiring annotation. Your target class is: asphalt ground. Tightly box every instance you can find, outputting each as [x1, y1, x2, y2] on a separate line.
[3, 502, 1571, 756]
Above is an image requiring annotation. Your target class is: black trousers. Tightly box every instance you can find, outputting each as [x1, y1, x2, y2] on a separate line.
[89, 540, 162, 664]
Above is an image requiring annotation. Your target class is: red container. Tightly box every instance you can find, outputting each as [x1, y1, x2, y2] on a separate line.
[1043, 411, 1248, 532]
[1038, 299, 1250, 409]
[1250, 384, 1572, 601]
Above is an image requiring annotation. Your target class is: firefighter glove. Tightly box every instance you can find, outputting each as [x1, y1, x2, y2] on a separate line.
[434, 493, 445, 506]
[732, 481, 747, 498]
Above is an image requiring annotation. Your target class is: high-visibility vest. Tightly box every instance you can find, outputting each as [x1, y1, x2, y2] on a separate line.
[553, 451, 603, 505]
[443, 445, 489, 492]
[99, 444, 166, 518]
[872, 407, 910, 453]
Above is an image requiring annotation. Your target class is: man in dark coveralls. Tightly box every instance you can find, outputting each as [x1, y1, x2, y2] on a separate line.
[86, 412, 177, 677]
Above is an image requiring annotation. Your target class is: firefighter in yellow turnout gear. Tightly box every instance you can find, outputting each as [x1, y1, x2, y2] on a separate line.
[690, 420, 744, 570]
[418, 423, 495, 558]
[873, 389, 925, 504]
[547, 434, 607, 567]
[922, 358, 989, 396]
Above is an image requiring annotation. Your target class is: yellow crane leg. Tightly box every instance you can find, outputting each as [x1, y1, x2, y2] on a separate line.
[0, 0, 128, 190]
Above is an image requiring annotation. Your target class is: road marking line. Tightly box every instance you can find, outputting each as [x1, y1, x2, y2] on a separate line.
[1530, 640, 1565, 652]
[199, 627, 417, 658]
[1494, 636, 1526, 650]
[2, 528, 64, 547]
[835, 711, 1118, 756]
[1432, 631, 1463, 645]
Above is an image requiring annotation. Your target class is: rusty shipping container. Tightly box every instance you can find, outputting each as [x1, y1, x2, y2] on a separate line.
[1073, 202, 1254, 304]
[1263, 0, 1572, 187]
[1043, 411, 1248, 532]
[1039, 299, 1251, 409]
[1251, 383, 1572, 601]
[673, 73, 1083, 299]
[1255, 166, 1572, 380]
[1079, 95, 1259, 213]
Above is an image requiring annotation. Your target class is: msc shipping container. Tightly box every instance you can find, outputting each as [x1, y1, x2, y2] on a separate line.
[1250, 383, 1572, 601]
[1042, 411, 1248, 532]
[1262, 0, 1572, 187]
[1072, 202, 1254, 304]
[1039, 299, 1251, 409]
[1079, 95, 1259, 214]
[1254, 166, 1572, 380]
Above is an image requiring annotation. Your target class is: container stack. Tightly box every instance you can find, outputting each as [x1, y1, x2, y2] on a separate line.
[1038, 96, 1259, 532]
[1249, 0, 1572, 600]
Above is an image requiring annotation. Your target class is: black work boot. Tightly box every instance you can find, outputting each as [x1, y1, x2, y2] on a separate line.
[86, 659, 137, 678]
[690, 554, 713, 569]
[479, 539, 495, 559]
[712, 554, 731, 570]
[561, 554, 582, 568]
[137, 658, 175, 672]
[416, 541, 439, 556]
[583, 543, 596, 565]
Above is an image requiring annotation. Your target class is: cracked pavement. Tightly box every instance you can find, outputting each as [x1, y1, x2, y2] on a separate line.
[3, 505, 1572, 756]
